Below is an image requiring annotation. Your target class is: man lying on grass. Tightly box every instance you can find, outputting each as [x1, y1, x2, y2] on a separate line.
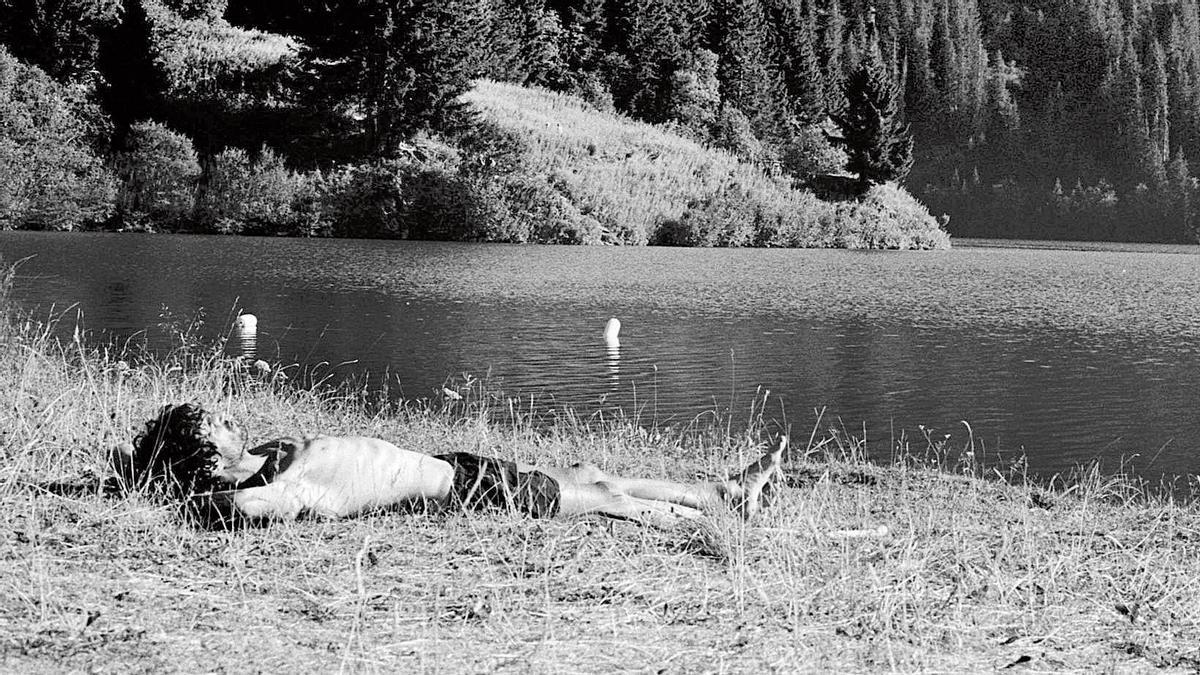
[110, 403, 786, 528]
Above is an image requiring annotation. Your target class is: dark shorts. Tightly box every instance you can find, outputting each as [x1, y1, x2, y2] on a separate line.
[434, 452, 560, 519]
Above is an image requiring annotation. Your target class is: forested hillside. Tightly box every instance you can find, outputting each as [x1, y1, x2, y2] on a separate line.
[2, 0, 1196, 243]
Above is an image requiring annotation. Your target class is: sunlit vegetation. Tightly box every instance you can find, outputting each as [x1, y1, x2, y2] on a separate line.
[467, 80, 948, 247]
[0, 0, 954, 248]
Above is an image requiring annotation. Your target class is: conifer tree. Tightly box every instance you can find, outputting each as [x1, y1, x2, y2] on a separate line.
[712, 0, 788, 135]
[562, 0, 607, 71]
[982, 50, 1020, 153]
[1145, 39, 1170, 183]
[1103, 33, 1158, 186]
[608, 0, 683, 119]
[312, 0, 479, 156]
[829, 53, 914, 187]
[763, 0, 825, 123]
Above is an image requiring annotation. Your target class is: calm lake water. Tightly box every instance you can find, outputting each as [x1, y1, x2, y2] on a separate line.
[3, 231, 1199, 481]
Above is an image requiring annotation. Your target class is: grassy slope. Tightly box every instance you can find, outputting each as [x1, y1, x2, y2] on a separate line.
[2, 298, 1197, 671]
[464, 80, 952, 249]
[464, 81, 784, 244]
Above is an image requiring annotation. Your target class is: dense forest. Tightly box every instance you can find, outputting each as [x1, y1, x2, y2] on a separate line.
[2, 0, 1199, 243]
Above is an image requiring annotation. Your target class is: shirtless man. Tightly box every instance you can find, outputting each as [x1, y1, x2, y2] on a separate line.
[112, 403, 786, 527]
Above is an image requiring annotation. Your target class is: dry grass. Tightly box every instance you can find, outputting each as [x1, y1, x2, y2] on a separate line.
[1, 283, 1197, 672]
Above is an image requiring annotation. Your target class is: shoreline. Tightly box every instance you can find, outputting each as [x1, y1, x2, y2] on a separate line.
[1, 299, 1198, 671]
[955, 237, 1200, 254]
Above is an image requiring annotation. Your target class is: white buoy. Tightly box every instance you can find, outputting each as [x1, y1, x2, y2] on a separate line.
[233, 313, 258, 359]
[604, 317, 621, 345]
[604, 318, 621, 385]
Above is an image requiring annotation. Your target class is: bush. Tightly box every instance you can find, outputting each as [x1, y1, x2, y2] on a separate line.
[399, 166, 477, 240]
[395, 166, 601, 244]
[832, 183, 950, 249]
[487, 173, 603, 244]
[196, 146, 316, 235]
[0, 48, 116, 230]
[194, 146, 251, 232]
[654, 182, 830, 248]
[113, 121, 201, 230]
[562, 71, 614, 112]
[453, 118, 528, 179]
[653, 186, 758, 247]
[652, 181, 948, 250]
[318, 161, 406, 239]
[781, 121, 847, 179]
[709, 105, 762, 162]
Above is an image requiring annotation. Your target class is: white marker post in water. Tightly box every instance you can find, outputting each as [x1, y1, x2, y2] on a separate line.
[604, 317, 621, 384]
[604, 317, 621, 346]
[234, 313, 258, 360]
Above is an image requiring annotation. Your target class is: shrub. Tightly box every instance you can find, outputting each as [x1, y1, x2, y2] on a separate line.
[318, 161, 406, 239]
[197, 146, 314, 235]
[490, 173, 603, 244]
[194, 146, 251, 232]
[655, 182, 833, 248]
[237, 148, 310, 235]
[654, 187, 757, 247]
[453, 118, 528, 179]
[562, 71, 614, 112]
[652, 181, 948, 249]
[781, 121, 847, 179]
[0, 48, 116, 230]
[832, 183, 950, 249]
[399, 166, 477, 241]
[709, 105, 762, 162]
[112, 121, 201, 230]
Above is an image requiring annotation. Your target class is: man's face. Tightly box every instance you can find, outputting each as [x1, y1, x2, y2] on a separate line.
[201, 413, 252, 484]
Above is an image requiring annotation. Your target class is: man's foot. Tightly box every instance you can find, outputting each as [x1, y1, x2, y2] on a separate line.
[729, 436, 787, 517]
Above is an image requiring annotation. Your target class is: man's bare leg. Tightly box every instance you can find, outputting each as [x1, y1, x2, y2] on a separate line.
[554, 481, 705, 526]
[543, 436, 788, 516]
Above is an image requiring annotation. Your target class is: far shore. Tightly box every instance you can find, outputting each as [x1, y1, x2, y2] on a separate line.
[955, 236, 1200, 254]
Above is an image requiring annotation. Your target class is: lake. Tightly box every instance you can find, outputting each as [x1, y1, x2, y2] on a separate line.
[3, 231, 1199, 482]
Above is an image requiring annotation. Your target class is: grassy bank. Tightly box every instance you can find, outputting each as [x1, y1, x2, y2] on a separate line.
[465, 81, 951, 249]
[2, 293, 1197, 671]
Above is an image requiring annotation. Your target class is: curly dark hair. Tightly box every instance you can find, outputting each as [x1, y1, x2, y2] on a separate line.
[127, 402, 222, 497]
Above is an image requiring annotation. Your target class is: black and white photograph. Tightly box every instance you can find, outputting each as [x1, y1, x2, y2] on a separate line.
[1, 0, 1198, 670]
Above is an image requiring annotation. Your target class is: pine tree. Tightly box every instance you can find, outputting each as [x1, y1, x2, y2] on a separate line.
[763, 0, 825, 123]
[712, 0, 787, 135]
[608, 0, 683, 119]
[926, 0, 986, 142]
[829, 53, 914, 187]
[1144, 38, 1170, 183]
[1166, 150, 1196, 241]
[1103, 33, 1158, 186]
[313, 0, 480, 156]
[982, 49, 1020, 157]
[814, 0, 845, 103]
[1163, 9, 1200, 162]
[562, 0, 607, 71]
